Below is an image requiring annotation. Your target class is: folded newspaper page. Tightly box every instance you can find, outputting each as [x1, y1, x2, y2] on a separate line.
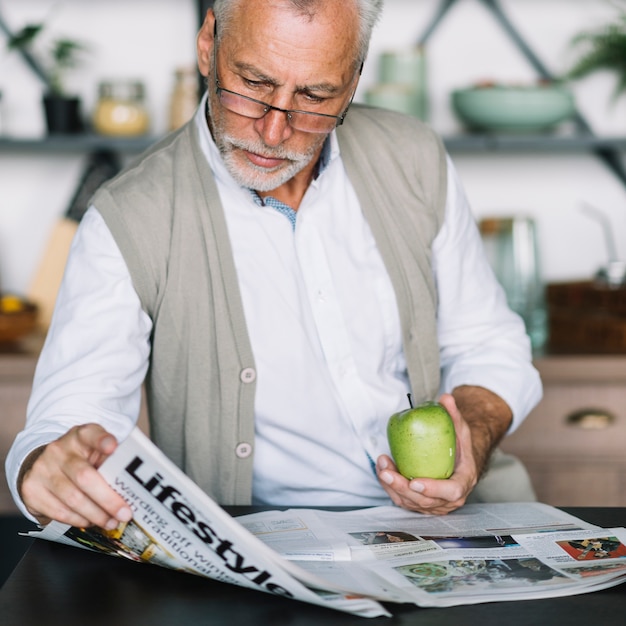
[27, 428, 388, 618]
[27, 428, 626, 616]
[236, 504, 626, 607]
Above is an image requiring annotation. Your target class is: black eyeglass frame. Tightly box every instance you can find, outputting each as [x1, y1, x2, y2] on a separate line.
[211, 24, 360, 133]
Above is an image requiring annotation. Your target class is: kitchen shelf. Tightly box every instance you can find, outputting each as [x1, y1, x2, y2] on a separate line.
[419, 0, 626, 188]
[3, 1, 626, 182]
[3, 132, 626, 156]
[0, 134, 159, 154]
[442, 133, 626, 153]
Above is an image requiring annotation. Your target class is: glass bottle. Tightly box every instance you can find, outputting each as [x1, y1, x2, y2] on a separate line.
[168, 66, 199, 132]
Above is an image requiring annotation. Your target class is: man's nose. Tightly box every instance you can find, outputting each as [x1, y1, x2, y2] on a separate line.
[254, 107, 294, 146]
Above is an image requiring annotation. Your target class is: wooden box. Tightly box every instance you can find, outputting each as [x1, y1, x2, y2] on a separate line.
[546, 281, 626, 354]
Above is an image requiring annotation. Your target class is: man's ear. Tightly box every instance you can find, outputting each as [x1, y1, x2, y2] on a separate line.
[197, 9, 216, 77]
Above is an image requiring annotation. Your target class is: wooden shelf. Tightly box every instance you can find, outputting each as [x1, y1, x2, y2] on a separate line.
[533, 353, 626, 383]
[443, 133, 626, 153]
[2, 131, 626, 156]
[0, 134, 159, 154]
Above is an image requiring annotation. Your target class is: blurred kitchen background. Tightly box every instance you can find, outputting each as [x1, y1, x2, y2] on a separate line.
[0, 0, 626, 352]
[0, 0, 626, 310]
[1, 0, 625, 295]
[2, 0, 626, 509]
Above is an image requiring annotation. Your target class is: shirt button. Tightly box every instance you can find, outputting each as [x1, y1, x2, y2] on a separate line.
[235, 442, 253, 458]
[240, 367, 256, 383]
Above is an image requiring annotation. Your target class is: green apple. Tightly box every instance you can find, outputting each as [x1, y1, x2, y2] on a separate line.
[387, 400, 456, 479]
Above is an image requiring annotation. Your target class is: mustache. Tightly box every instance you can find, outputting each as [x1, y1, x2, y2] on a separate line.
[222, 134, 310, 163]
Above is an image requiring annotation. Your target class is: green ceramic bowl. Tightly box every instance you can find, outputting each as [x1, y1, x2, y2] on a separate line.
[451, 84, 575, 132]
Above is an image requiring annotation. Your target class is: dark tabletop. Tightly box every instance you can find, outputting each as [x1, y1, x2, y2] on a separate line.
[1, 507, 625, 625]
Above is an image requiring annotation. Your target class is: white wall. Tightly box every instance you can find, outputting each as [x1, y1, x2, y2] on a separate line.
[0, 0, 198, 292]
[1, 0, 625, 293]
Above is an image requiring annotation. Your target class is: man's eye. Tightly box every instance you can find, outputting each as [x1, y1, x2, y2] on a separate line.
[243, 78, 264, 89]
[302, 93, 325, 104]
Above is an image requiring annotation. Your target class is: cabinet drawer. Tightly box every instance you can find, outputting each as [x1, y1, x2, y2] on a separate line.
[500, 355, 626, 506]
[503, 382, 626, 461]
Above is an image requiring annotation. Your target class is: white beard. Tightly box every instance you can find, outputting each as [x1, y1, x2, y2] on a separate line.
[207, 95, 325, 192]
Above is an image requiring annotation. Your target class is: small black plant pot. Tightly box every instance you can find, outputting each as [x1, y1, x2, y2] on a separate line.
[43, 95, 84, 134]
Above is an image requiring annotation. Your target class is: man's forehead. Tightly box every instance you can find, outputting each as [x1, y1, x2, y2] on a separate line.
[223, 0, 359, 45]
[220, 2, 359, 75]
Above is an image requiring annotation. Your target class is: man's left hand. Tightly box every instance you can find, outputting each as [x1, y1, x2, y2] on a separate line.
[376, 388, 511, 515]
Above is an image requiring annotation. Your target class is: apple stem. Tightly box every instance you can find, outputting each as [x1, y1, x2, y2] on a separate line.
[407, 393, 413, 408]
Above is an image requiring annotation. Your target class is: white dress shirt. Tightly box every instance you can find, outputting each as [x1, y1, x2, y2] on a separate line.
[7, 101, 541, 516]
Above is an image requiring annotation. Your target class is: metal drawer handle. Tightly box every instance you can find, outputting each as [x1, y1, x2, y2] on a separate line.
[566, 409, 615, 430]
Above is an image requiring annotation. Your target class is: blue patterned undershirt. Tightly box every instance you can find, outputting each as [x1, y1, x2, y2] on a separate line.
[247, 137, 332, 230]
[251, 194, 298, 229]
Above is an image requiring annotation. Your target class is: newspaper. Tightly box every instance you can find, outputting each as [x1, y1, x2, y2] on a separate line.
[237, 504, 626, 607]
[27, 428, 626, 617]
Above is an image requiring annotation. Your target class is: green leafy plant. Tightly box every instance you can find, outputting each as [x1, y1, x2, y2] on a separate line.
[566, 3, 626, 102]
[7, 22, 86, 96]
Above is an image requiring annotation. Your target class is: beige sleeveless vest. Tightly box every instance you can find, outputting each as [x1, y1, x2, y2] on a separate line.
[93, 104, 533, 504]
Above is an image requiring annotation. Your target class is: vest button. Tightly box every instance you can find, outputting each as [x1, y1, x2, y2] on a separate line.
[240, 367, 256, 383]
[235, 442, 253, 458]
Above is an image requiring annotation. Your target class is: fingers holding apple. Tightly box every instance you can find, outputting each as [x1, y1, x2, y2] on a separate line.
[387, 398, 456, 479]
[438, 392, 479, 488]
[376, 452, 468, 514]
[377, 394, 478, 514]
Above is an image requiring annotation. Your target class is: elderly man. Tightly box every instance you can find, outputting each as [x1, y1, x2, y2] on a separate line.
[7, 0, 541, 531]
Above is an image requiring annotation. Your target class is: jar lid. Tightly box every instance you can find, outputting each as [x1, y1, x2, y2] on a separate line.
[175, 65, 196, 77]
[479, 218, 514, 235]
[98, 80, 145, 101]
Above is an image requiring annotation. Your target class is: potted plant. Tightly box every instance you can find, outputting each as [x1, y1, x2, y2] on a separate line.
[566, 3, 626, 103]
[7, 22, 87, 134]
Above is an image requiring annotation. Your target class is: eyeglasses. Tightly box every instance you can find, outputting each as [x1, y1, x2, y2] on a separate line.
[215, 85, 353, 133]
[212, 36, 356, 134]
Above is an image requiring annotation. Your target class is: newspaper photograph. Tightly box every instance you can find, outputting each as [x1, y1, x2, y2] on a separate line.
[25, 428, 626, 617]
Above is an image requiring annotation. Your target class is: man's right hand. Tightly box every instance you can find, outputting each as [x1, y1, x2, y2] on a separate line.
[18, 424, 133, 530]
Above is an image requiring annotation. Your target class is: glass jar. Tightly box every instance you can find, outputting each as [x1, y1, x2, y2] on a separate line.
[371, 46, 429, 121]
[92, 80, 150, 136]
[168, 66, 199, 131]
[364, 83, 424, 118]
[479, 216, 547, 352]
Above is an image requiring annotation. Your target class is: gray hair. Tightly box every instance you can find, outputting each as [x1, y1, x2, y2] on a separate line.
[212, 0, 384, 66]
